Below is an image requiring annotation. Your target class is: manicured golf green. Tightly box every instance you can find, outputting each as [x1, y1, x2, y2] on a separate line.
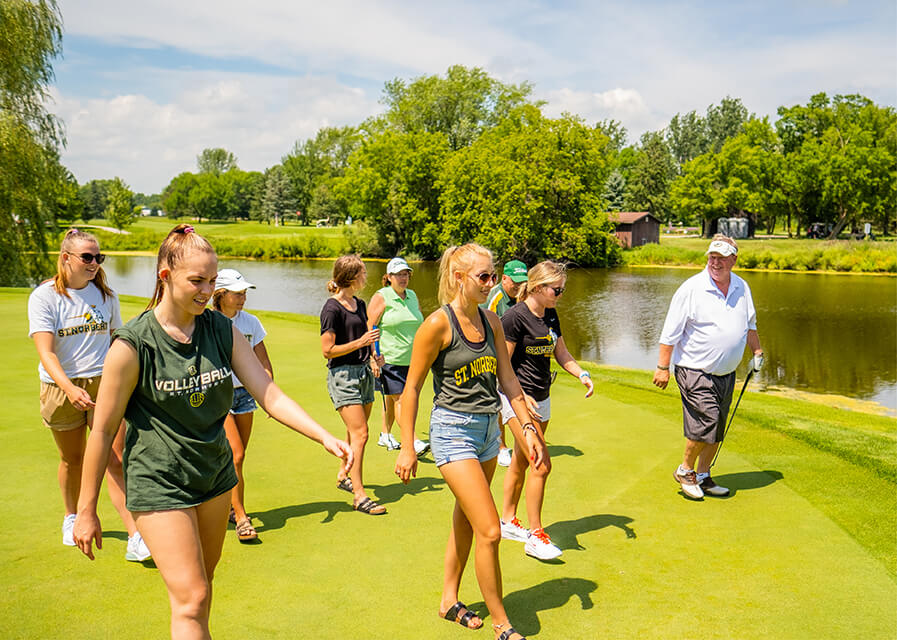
[0, 289, 893, 638]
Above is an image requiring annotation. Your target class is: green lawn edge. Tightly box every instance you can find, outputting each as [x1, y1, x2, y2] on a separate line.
[1, 288, 894, 639]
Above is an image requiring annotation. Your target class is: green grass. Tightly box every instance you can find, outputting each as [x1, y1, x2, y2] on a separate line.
[75, 218, 350, 259]
[625, 236, 897, 273]
[1, 289, 894, 639]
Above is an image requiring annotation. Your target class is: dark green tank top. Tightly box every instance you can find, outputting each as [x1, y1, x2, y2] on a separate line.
[114, 309, 237, 511]
[431, 305, 501, 414]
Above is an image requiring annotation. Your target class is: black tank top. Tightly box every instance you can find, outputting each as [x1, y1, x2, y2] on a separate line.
[431, 305, 501, 414]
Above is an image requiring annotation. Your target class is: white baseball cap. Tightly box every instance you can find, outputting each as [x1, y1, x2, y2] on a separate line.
[706, 240, 738, 257]
[216, 268, 256, 292]
[386, 257, 412, 274]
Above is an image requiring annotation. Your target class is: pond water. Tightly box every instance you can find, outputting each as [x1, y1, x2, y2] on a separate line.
[105, 256, 897, 410]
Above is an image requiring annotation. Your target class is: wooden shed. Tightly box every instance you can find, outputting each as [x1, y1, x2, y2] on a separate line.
[609, 211, 661, 248]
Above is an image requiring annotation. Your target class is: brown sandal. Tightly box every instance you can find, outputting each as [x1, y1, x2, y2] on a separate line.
[235, 517, 258, 542]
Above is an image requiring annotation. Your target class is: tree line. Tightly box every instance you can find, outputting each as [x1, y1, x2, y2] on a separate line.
[2, 3, 894, 286]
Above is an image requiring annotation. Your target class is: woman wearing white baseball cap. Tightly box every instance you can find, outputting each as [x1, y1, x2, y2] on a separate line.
[213, 268, 273, 542]
[367, 257, 428, 456]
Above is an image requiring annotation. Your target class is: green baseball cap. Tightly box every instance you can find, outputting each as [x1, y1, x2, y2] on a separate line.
[503, 260, 528, 283]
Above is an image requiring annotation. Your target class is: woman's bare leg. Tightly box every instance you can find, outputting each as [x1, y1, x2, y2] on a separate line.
[224, 412, 254, 521]
[134, 491, 230, 640]
[439, 457, 523, 636]
[51, 426, 86, 515]
[337, 403, 374, 503]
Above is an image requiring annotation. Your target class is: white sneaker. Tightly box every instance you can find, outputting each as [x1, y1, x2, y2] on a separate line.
[62, 513, 76, 546]
[497, 447, 512, 467]
[500, 517, 530, 542]
[525, 528, 562, 560]
[413, 439, 430, 456]
[674, 466, 705, 500]
[388, 433, 401, 450]
[377, 432, 398, 450]
[125, 531, 152, 562]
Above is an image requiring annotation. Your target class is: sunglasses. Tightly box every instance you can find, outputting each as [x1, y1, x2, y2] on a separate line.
[69, 252, 106, 265]
[550, 286, 565, 296]
[469, 271, 498, 285]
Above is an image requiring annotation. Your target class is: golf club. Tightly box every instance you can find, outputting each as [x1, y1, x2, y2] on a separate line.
[710, 368, 754, 468]
[373, 324, 387, 414]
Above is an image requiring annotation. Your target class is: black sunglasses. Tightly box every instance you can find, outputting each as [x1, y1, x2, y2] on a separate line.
[70, 252, 106, 265]
[550, 286, 565, 296]
[472, 271, 498, 285]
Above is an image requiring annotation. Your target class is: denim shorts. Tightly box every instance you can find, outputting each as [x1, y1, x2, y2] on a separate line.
[429, 405, 501, 467]
[327, 363, 375, 410]
[230, 386, 258, 415]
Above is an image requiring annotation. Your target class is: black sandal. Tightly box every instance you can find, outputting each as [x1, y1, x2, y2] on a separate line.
[442, 601, 483, 630]
[494, 622, 526, 640]
[336, 477, 354, 493]
[353, 496, 386, 515]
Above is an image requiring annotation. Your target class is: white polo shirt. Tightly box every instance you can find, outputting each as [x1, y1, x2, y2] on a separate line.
[659, 268, 757, 376]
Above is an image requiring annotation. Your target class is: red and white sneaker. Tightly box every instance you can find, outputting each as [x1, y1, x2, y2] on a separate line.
[525, 528, 562, 560]
[500, 517, 530, 542]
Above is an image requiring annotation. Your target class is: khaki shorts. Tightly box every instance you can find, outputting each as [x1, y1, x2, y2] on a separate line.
[39, 377, 100, 431]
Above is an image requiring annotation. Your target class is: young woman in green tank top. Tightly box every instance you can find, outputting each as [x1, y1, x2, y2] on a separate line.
[395, 244, 546, 640]
[73, 225, 352, 639]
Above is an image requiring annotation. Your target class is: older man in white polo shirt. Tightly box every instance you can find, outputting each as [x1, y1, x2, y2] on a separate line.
[653, 234, 764, 499]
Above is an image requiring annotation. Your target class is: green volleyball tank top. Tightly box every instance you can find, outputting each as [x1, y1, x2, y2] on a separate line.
[114, 309, 237, 511]
[431, 305, 501, 414]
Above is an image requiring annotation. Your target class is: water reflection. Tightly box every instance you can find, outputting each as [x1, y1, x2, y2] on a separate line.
[104, 256, 896, 409]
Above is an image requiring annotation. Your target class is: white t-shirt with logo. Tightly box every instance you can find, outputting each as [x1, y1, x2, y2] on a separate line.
[28, 280, 123, 383]
[228, 309, 267, 388]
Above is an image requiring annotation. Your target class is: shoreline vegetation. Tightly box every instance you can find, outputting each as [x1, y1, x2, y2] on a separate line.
[80, 219, 897, 274]
[1, 288, 893, 639]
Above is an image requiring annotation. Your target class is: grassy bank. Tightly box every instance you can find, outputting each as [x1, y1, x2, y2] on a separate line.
[1, 289, 894, 638]
[79, 218, 353, 259]
[624, 236, 897, 273]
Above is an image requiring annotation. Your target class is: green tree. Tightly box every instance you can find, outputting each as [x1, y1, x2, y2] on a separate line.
[603, 170, 626, 211]
[259, 165, 295, 225]
[197, 147, 238, 175]
[705, 96, 750, 152]
[161, 172, 199, 220]
[335, 129, 449, 255]
[188, 173, 231, 221]
[78, 178, 113, 220]
[104, 177, 135, 230]
[282, 126, 360, 224]
[380, 65, 536, 150]
[438, 106, 619, 266]
[0, 0, 66, 285]
[776, 93, 897, 236]
[624, 131, 676, 221]
[667, 110, 708, 168]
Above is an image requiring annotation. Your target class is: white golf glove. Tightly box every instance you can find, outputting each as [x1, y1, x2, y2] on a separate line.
[750, 353, 764, 372]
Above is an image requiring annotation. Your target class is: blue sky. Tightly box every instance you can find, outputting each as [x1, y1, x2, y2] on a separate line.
[54, 0, 896, 193]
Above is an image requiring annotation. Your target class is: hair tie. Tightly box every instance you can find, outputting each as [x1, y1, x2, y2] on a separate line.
[66, 228, 79, 236]
[183, 226, 195, 234]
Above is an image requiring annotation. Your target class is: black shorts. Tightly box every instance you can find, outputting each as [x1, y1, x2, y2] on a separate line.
[674, 367, 736, 443]
[375, 363, 409, 396]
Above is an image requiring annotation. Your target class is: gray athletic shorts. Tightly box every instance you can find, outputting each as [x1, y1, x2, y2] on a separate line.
[674, 366, 736, 443]
[327, 363, 375, 410]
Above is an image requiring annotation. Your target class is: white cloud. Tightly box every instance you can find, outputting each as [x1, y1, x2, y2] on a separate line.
[54, 72, 381, 192]
[541, 87, 662, 139]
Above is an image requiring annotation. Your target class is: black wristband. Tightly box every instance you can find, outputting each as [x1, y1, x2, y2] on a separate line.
[656, 365, 670, 371]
